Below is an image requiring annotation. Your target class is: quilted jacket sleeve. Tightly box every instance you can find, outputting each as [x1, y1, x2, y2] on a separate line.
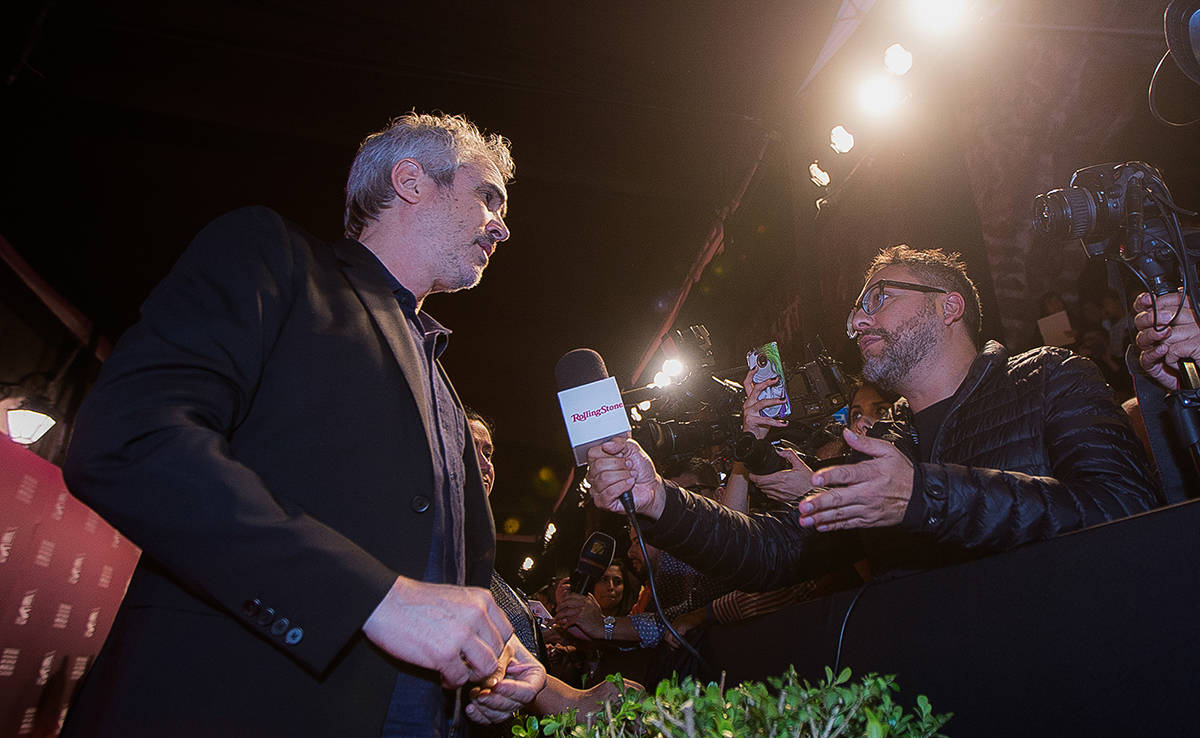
[639, 481, 862, 591]
[907, 351, 1161, 551]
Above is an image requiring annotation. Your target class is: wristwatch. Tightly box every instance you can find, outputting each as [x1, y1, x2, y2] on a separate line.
[603, 615, 616, 640]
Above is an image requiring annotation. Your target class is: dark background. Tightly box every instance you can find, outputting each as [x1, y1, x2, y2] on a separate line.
[3, 0, 1198, 585]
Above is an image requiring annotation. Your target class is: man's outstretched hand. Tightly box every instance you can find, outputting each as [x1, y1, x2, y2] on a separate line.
[796, 428, 914, 532]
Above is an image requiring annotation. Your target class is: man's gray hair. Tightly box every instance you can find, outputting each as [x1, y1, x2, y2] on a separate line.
[344, 112, 514, 239]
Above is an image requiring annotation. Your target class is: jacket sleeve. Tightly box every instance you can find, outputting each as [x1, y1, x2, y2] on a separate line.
[907, 352, 1162, 551]
[639, 482, 861, 591]
[63, 207, 398, 675]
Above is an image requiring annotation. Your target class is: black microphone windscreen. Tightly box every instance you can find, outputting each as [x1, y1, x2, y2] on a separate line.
[555, 348, 609, 391]
[569, 531, 615, 595]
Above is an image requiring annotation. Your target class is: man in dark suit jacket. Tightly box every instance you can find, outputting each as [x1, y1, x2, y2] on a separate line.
[62, 113, 544, 736]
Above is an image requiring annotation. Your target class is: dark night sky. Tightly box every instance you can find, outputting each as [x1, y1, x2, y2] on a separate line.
[4, 0, 1199, 581]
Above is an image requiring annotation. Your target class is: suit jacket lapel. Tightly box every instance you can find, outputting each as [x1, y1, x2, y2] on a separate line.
[332, 238, 437, 454]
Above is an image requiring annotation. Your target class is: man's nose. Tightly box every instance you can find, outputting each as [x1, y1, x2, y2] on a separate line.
[851, 307, 875, 334]
[487, 214, 510, 243]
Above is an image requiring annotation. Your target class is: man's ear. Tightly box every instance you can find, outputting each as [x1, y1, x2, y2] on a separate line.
[942, 292, 966, 327]
[391, 158, 425, 205]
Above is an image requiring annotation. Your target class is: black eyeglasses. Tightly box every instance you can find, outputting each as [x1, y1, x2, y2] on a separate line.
[846, 279, 948, 339]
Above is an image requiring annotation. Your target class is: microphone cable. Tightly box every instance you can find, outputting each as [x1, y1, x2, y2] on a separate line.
[832, 578, 874, 675]
[622, 496, 715, 678]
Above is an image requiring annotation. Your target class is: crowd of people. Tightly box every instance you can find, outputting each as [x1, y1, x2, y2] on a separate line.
[57, 110, 1188, 736]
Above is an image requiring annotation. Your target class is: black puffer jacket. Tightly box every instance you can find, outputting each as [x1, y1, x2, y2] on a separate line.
[641, 342, 1162, 589]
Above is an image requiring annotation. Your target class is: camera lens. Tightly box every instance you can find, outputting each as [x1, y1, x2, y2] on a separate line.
[733, 432, 789, 475]
[1031, 187, 1097, 240]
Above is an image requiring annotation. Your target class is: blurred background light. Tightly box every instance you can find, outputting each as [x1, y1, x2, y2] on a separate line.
[884, 43, 914, 75]
[911, 0, 969, 35]
[809, 161, 831, 187]
[859, 76, 904, 115]
[830, 125, 855, 154]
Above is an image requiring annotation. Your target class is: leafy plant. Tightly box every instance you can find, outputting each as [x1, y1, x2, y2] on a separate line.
[512, 667, 951, 738]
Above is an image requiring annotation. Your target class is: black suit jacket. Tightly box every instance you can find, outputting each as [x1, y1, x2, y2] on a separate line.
[62, 207, 495, 736]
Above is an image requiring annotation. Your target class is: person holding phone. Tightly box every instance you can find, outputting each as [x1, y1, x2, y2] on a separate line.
[583, 245, 1159, 591]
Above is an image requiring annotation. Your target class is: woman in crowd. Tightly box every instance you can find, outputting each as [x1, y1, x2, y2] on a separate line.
[591, 560, 639, 618]
[464, 408, 640, 722]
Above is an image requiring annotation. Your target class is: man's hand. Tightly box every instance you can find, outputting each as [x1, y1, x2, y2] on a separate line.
[664, 607, 708, 649]
[748, 448, 816, 504]
[742, 368, 789, 440]
[1134, 290, 1200, 390]
[798, 429, 914, 532]
[585, 437, 666, 519]
[553, 591, 604, 641]
[464, 635, 547, 724]
[362, 576, 513, 689]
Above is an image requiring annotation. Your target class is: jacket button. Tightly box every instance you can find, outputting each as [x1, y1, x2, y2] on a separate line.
[411, 495, 431, 513]
[257, 607, 276, 627]
[270, 617, 290, 636]
[285, 627, 304, 645]
[242, 599, 262, 618]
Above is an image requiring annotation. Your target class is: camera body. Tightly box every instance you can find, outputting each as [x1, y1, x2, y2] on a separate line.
[1032, 161, 1197, 297]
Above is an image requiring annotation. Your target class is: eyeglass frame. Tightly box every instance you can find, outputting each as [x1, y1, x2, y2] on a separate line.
[846, 279, 949, 339]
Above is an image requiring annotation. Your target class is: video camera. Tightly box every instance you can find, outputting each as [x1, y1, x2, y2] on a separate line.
[1033, 161, 1200, 500]
[1032, 161, 1199, 295]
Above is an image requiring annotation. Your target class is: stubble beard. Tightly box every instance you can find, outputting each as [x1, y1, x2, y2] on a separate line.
[861, 300, 940, 393]
[436, 234, 490, 294]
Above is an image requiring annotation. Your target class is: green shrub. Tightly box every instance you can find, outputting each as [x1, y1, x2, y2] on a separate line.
[512, 666, 951, 737]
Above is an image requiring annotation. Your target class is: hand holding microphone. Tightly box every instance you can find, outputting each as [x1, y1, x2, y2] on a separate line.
[584, 437, 667, 520]
[554, 347, 665, 519]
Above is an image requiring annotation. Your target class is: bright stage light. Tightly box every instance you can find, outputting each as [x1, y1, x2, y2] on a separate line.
[809, 161, 831, 187]
[653, 371, 672, 387]
[830, 125, 855, 154]
[662, 358, 685, 378]
[629, 406, 642, 422]
[884, 43, 913, 75]
[859, 76, 904, 115]
[543, 522, 557, 544]
[911, 0, 969, 35]
[521, 557, 535, 572]
[636, 400, 651, 411]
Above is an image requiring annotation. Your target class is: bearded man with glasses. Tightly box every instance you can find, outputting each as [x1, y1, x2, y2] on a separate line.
[582, 245, 1161, 590]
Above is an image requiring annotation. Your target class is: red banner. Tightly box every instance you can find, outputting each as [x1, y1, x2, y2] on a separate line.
[0, 439, 139, 737]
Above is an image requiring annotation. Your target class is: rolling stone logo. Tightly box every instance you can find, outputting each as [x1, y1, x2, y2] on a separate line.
[571, 403, 623, 423]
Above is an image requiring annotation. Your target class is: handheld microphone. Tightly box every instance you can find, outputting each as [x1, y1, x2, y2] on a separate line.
[555, 348, 636, 515]
[556, 350, 712, 673]
[568, 531, 616, 595]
